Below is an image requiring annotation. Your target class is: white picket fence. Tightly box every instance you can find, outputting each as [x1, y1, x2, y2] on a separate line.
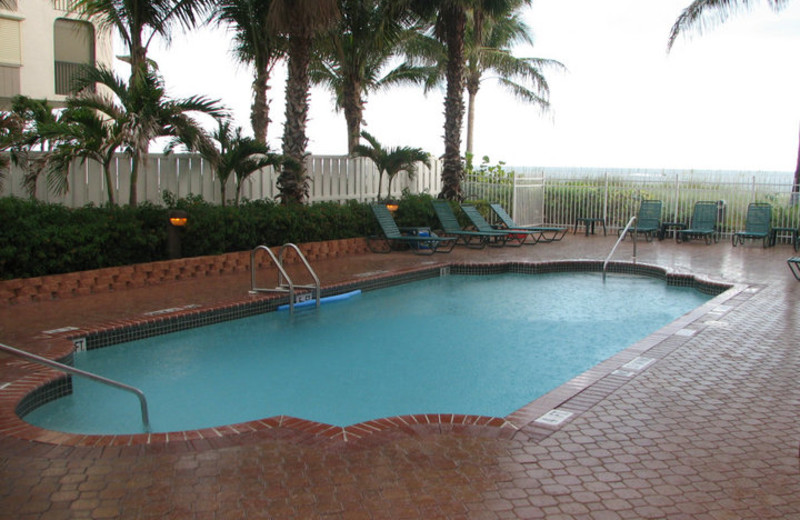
[3, 155, 798, 238]
[0, 153, 443, 206]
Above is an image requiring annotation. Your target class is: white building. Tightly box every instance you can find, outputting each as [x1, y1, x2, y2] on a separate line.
[0, 0, 113, 109]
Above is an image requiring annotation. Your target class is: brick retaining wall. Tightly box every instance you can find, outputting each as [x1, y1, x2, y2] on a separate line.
[0, 238, 370, 307]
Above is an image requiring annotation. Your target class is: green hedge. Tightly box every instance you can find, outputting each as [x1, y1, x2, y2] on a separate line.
[0, 196, 377, 280]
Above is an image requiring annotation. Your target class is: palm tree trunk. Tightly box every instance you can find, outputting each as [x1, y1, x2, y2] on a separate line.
[235, 178, 243, 206]
[278, 33, 312, 204]
[251, 66, 271, 145]
[465, 76, 479, 157]
[129, 32, 147, 84]
[129, 156, 139, 207]
[465, 8, 483, 161]
[102, 161, 116, 206]
[439, 4, 467, 201]
[343, 80, 363, 155]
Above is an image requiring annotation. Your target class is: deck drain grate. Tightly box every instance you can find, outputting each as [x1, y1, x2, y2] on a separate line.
[622, 357, 655, 371]
[675, 328, 696, 337]
[534, 409, 574, 426]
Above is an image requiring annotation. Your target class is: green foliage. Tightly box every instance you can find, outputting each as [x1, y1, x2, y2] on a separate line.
[0, 197, 166, 279]
[391, 190, 440, 229]
[0, 196, 376, 280]
[462, 154, 515, 207]
[464, 154, 514, 183]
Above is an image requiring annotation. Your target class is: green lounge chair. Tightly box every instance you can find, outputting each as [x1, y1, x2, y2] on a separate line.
[732, 202, 771, 248]
[620, 200, 662, 242]
[367, 203, 456, 255]
[460, 205, 526, 247]
[488, 203, 567, 243]
[788, 257, 800, 280]
[677, 201, 719, 245]
[431, 200, 509, 249]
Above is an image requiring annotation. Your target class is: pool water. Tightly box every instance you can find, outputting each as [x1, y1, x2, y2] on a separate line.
[24, 273, 711, 433]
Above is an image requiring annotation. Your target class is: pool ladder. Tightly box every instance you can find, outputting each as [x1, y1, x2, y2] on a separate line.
[250, 243, 321, 313]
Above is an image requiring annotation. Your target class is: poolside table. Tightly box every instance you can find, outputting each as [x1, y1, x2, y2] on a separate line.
[770, 226, 799, 251]
[659, 222, 687, 241]
[574, 217, 606, 236]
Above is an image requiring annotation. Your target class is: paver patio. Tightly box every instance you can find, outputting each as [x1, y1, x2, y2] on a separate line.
[1, 235, 798, 519]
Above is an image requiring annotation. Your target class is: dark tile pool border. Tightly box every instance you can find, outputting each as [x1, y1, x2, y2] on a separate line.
[4, 260, 744, 448]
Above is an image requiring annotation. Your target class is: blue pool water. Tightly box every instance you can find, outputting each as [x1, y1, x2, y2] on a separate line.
[25, 273, 712, 434]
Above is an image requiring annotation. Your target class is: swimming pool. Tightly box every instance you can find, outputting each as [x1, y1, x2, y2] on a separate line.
[24, 272, 713, 434]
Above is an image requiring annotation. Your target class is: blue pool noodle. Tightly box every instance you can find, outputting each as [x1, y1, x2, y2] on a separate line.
[277, 289, 361, 311]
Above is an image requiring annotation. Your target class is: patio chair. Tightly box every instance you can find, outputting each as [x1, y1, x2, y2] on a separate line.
[488, 203, 568, 243]
[788, 257, 800, 280]
[431, 200, 509, 249]
[367, 203, 456, 255]
[620, 200, 662, 242]
[677, 201, 719, 245]
[732, 202, 772, 248]
[460, 204, 527, 247]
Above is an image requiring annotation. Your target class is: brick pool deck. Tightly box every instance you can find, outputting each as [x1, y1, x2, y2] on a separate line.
[0, 235, 798, 519]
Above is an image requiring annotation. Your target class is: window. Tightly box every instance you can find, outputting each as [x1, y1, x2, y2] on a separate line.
[0, 16, 21, 97]
[0, 17, 21, 67]
[54, 18, 95, 95]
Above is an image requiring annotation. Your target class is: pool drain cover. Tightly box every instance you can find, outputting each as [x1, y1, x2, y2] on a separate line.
[535, 409, 574, 426]
[622, 357, 655, 371]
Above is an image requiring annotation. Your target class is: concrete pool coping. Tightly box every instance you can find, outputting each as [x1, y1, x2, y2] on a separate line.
[1, 259, 748, 448]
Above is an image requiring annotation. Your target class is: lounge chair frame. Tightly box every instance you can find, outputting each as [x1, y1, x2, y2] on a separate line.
[677, 201, 720, 245]
[732, 202, 772, 248]
[432, 201, 509, 249]
[367, 203, 456, 255]
[620, 200, 662, 242]
[488, 203, 567, 243]
[460, 205, 527, 247]
[788, 257, 800, 280]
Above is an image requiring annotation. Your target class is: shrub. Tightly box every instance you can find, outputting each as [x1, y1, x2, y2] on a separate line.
[0, 195, 379, 279]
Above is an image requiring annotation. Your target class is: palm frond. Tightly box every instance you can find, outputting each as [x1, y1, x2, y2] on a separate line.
[667, 0, 791, 50]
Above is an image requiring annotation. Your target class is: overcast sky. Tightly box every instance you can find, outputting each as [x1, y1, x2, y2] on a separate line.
[145, 0, 800, 172]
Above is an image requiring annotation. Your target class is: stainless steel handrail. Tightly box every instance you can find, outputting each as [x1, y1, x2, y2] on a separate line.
[250, 243, 320, 313]
[279, 243, 320, 309]
[603, 216, 637, 281]
[250, 245, 296, 309]
[0, 342, 151, 431]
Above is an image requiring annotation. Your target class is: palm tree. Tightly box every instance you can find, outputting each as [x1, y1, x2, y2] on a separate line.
[211, 0, 287, 145]
[70, 66, 227, 206]
[414, 5, 563, 156]
[268, 0, 340, 204]
[410, 0, 523, 201]
[43, 106, 122, 205]
[463, 10, 563, 155]
[668, 0, 799, 193]
[72, 0, 213, 82]
[310, 0, 430, 154]
[0, 112, 23, 193]
[199, 120, 282, 206]
[354, 130, 430, 200]
[4, 96, 66, 198]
